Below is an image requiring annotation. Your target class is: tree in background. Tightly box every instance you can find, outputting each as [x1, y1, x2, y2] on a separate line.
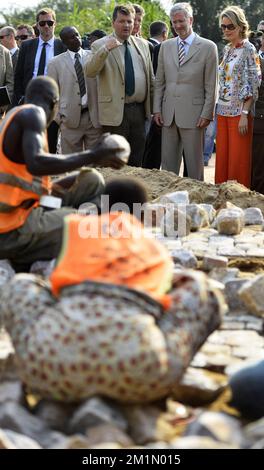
[2, 0, 262, 43]
[1, 0, 169, 38]
[173, 0, 264, 45]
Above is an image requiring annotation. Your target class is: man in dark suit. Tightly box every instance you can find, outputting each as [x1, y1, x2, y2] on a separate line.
[148, 21, 168, 73]
[143, 21, 169, 170]
[14, 8, 65, 152]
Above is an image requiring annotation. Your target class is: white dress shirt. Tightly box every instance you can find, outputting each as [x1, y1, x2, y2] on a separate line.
[177, 31, 196, 57]
[67, 48, 88, 107]
[33, 36, 55, 77]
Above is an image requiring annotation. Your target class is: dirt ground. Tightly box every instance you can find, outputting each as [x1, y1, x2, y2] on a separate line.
[99, 154, 264, 214]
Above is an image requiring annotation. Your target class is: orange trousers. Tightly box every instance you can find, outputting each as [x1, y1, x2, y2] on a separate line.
[215, 114, 253, 188]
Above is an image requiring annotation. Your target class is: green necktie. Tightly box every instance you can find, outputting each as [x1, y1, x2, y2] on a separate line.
[124, 40, 135, 96]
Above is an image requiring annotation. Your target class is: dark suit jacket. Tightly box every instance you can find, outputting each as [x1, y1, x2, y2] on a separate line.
[11, 49, 19, 71]
[152, 43, 161, 75]
[13, 37, 65, 105]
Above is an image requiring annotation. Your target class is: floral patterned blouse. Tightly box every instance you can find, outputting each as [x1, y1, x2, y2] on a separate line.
[217, 39, 261, 117]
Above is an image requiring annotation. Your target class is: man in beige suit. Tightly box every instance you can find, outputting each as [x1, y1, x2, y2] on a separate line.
[47, 26, 101, 153]
[154, 2, 218, 180]
[0, 44, 13, 118]
[85, 4, 154, 166]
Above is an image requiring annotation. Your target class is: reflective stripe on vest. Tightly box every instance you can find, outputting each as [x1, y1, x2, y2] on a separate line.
[0, 105, 51, 233]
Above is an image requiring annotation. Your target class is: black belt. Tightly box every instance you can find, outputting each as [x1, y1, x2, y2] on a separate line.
[81, 107, 88, 114]
[124, 102, 143, 107]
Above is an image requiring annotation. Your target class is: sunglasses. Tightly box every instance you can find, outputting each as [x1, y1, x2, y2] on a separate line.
[38, 20, 55, 27]
[16, 35, 29, 40]
[221, 24, 236, 31]
[0, 34, 10, 39]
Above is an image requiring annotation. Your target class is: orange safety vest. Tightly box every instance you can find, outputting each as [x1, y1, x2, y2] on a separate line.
[0, 105, 51, 233]
[50, 213, 173, 309]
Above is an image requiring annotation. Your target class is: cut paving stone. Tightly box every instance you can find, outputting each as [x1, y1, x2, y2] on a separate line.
[185, 204, 209, 231]
[158, 191, 190, 205]
[184, 412, 245, 447]
[225, 279, 251, 311]
[244, 208, 264, 226]
[216, 209, 245, 236]
[220, 321, 246, 330]
[202, 255, 228, 271]
[209, 235, 235, 247]
[232, 346, 264, 360]
[171, 367, 227, 406]
[239, 275, 264, 317]
[191, 351, 243, 373]
[209, 267, 239, 284]
[162, 208, 191, 238]
[170, 249, 198, 268]
[217, 247, 246, 257]
[199, 204, 216, 224]
[208, 330, 264, 348]
[246, 248, 264, 257]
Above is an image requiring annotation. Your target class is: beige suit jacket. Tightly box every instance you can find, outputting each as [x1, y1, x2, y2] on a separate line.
[0, 45, 13, 113]
[85, 34, 154, 126]
[47, 49, 100, 129]
[153, 34, 218, 128]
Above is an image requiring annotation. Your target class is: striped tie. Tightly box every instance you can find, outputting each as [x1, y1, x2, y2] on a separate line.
[178, 40, 186, 66]
[74, 52, 86, 97]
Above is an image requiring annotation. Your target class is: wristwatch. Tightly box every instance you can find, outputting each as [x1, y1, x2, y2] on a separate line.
[242, 110, 249, 115]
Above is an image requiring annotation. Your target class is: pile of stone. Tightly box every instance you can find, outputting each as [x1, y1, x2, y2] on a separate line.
[0, 189, 264, 449]
[0, 348, 263, 449]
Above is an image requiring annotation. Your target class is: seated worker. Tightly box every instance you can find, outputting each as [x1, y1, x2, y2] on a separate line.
[0, 76, 128, 271]
[0, 210, 225, 403]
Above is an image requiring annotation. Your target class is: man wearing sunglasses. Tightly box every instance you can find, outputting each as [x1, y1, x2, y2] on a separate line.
[14, 8, 65, 152]
[0, 26, 19, 70]
[16, 24, 35, 45]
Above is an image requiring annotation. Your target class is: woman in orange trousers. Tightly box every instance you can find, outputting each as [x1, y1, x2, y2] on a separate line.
[215, 5, 261, 188]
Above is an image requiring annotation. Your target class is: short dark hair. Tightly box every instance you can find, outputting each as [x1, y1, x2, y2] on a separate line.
[59, 26, 74, 42]
[103, 177, 148, 215]
[36, 8, 56, 22]
[112, 4, 135, 21]
[90, 29, 107, 39]
[17, 24, 34, 36]
[25, 76, 59, 106]
[150, 21, 168, 38]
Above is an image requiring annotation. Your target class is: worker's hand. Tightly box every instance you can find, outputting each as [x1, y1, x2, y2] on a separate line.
[90, 133, 130, 169]
[105, 37, 122, 51]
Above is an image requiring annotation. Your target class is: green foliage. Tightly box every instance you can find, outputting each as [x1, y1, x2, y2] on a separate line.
[1, 0, 169, 38]
[173, 0, 264, 45]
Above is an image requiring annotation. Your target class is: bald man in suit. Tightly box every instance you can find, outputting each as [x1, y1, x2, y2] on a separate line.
[154, 3, 218, 181]
[48, 26, 102, 154]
